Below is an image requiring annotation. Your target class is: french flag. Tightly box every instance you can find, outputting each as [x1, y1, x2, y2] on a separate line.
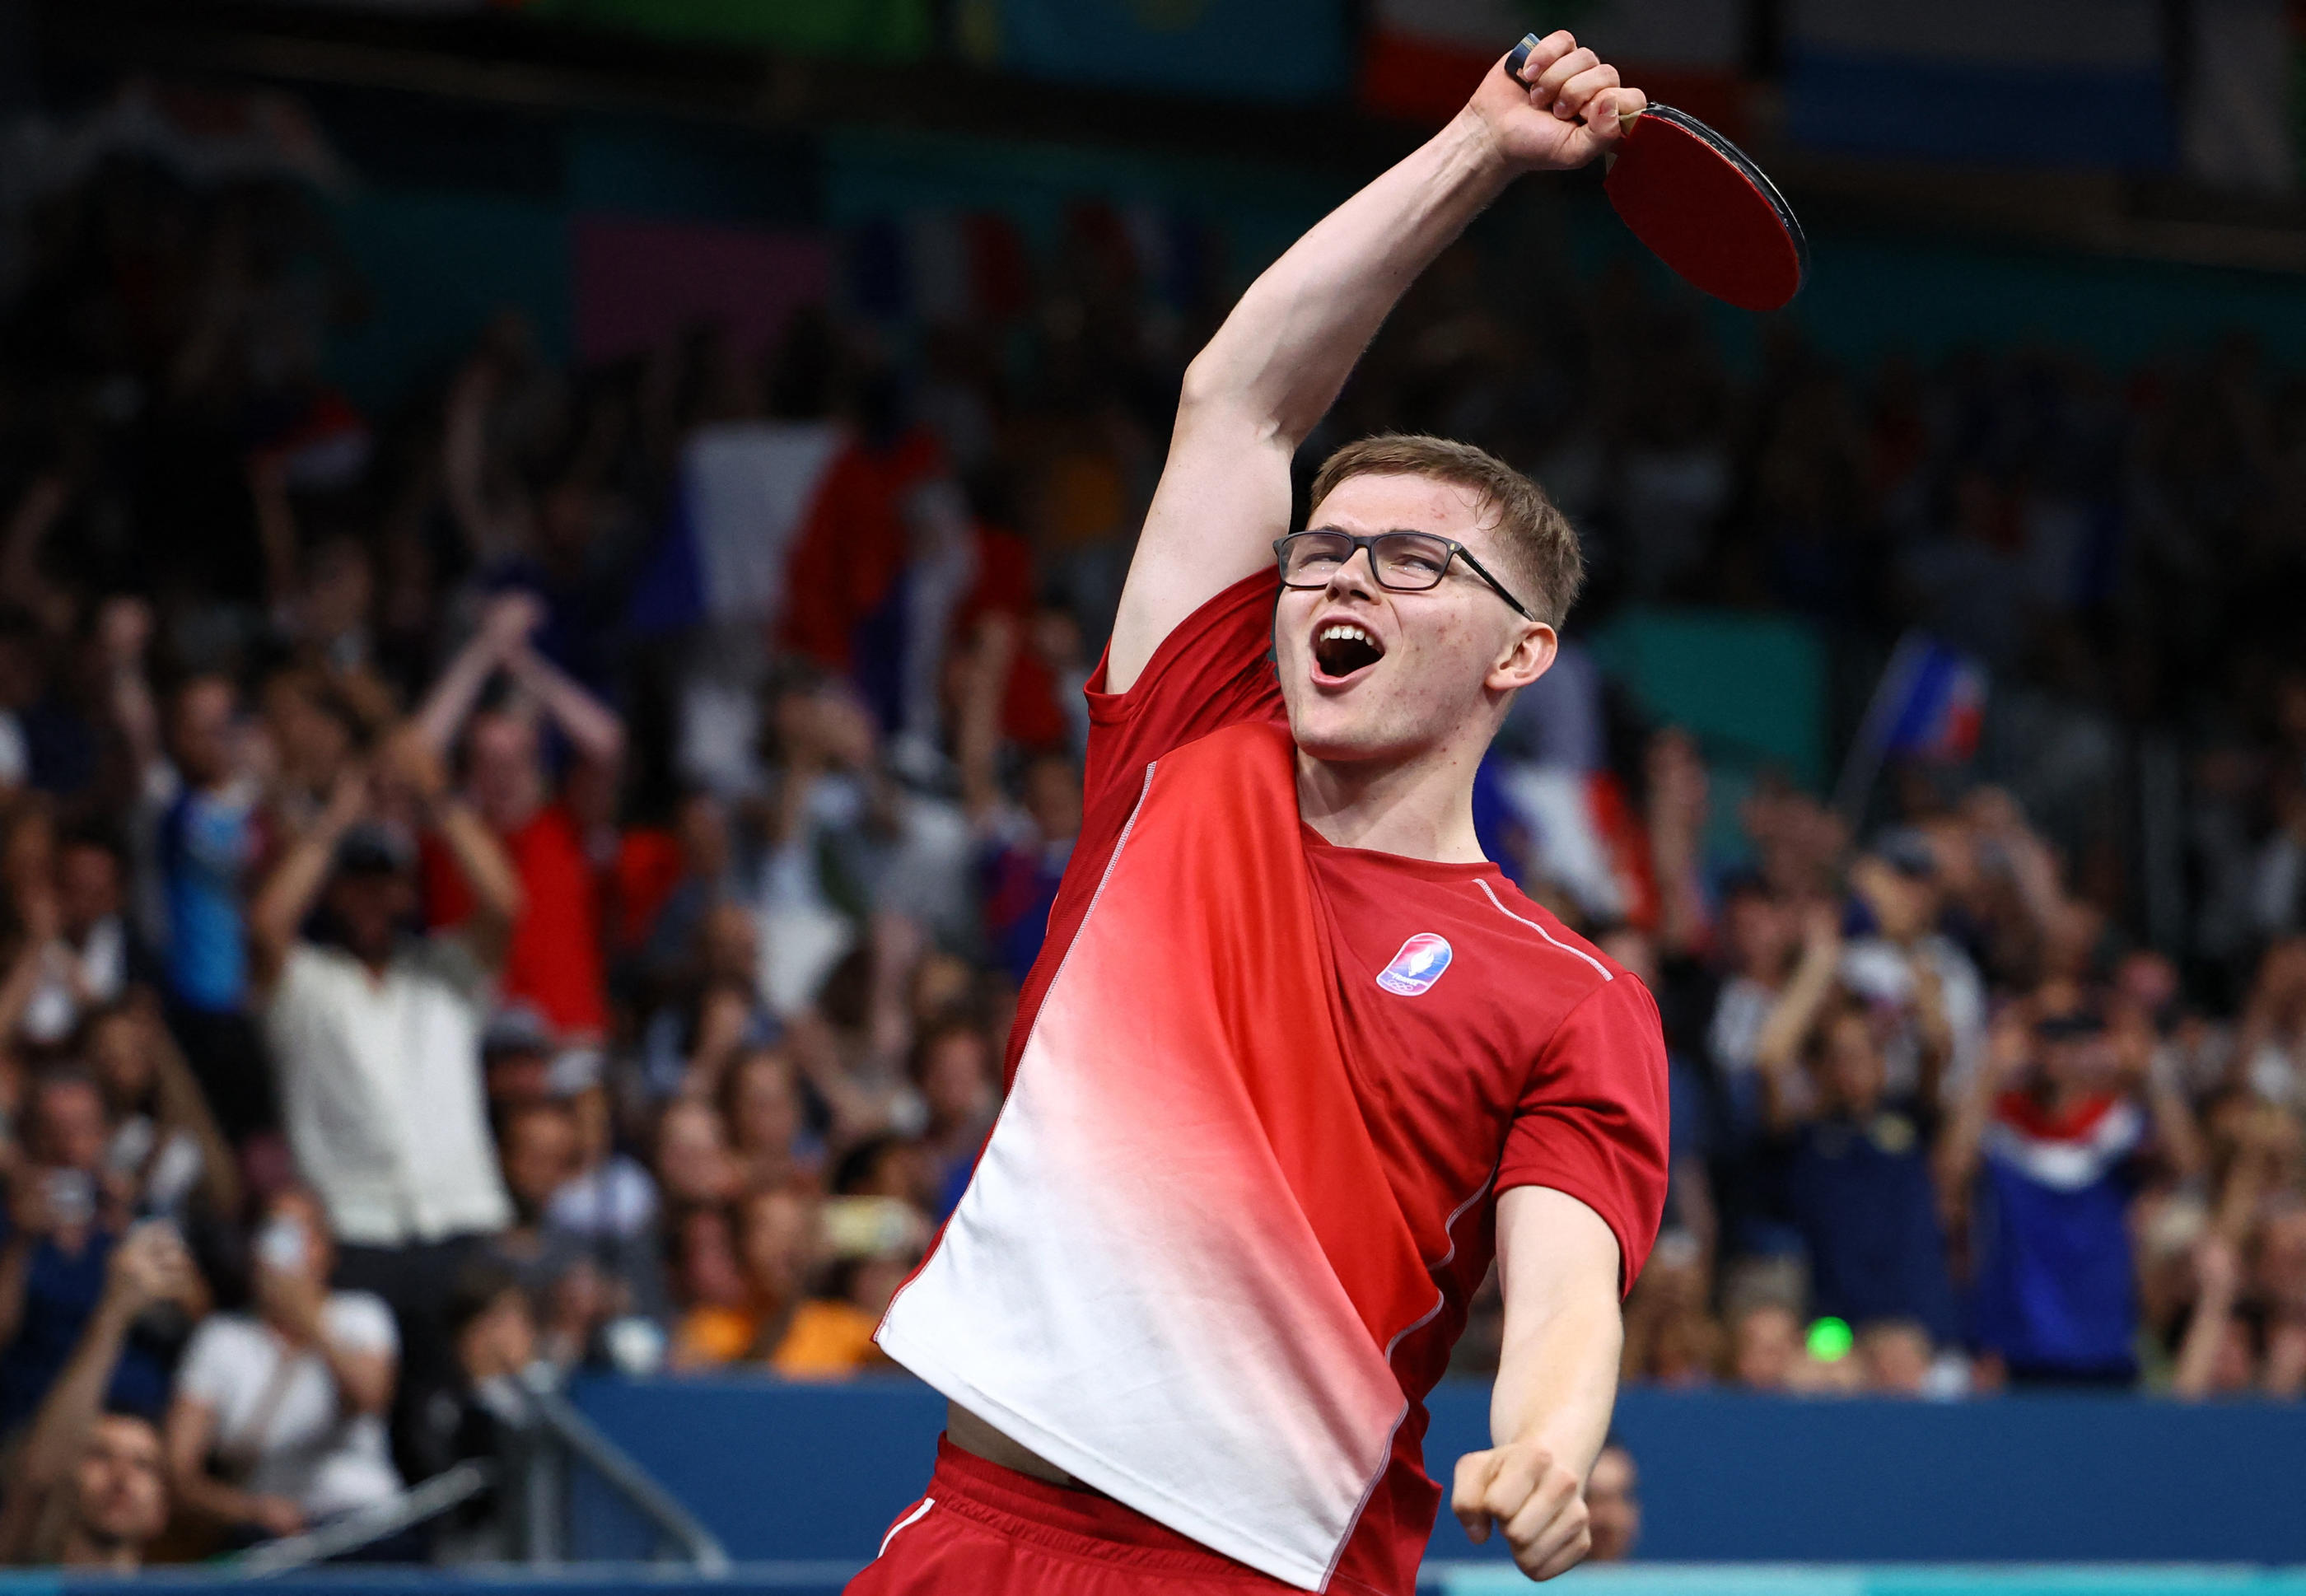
[1833, 631, 1986, 815]
[625, 420, 843, 636]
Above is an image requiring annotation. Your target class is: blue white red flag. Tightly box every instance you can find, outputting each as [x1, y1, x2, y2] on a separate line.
[1832, 632, 1987, 818]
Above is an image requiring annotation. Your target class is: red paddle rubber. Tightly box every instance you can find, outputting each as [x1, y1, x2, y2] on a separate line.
[1603, 105, 1807, 312]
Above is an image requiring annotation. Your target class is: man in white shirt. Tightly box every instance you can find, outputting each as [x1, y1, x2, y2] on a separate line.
[250, 730, 520, 1469]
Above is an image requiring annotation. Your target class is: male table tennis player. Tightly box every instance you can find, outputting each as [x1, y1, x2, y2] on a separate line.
[861, 31, 1667, 1596]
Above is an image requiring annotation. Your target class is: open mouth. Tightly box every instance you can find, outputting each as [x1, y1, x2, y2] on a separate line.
[1312, 620, 1385, 681]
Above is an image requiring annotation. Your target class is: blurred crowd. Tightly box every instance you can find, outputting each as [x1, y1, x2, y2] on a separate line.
[0, 86, 2300, 1567]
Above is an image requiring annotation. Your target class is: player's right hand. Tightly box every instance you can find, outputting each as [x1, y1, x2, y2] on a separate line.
[1468, 31, 1645, 175]
[1452, 1440, 1592, 1580]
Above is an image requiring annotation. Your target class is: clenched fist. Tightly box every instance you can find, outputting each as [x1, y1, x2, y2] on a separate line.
[1452, 1440, 1591, 1580]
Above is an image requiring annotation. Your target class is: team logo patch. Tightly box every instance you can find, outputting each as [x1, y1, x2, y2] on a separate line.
[1376, 933, 1454, 996]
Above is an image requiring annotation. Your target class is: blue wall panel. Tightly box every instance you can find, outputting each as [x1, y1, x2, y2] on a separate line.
[569, 1377, 2306, 1570]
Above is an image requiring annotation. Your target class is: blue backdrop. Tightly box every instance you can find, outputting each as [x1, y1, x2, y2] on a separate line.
[568, 1376, 2306, 1569]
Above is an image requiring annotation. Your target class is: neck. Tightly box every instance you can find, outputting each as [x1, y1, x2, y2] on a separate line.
[1295, 742, 1486, 862]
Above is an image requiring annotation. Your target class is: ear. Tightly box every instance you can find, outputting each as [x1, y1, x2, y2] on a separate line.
[1487, 620, 1557, 693]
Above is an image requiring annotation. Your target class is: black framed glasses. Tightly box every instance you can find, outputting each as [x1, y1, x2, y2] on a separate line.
[1273, 529, 1535, 620]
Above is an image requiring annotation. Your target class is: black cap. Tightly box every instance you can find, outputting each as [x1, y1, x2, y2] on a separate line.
[2034, 1010, 2106, 1042]
[332, 822, 414, 878]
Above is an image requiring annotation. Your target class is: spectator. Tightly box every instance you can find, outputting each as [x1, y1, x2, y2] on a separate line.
[147, 670, 272, 1140]
[0, 1072, 190, 1434]
[720, 1047, 820, 1193]
[1752, 903, 1962, 1349]
[1583, 1439, 1641, 1563]
[411, 592, 625, 1040]
[0, 1222, 193, 1568]
[164, 1188, 402, 1546]
[85, 997, 240, 1222]
[250, 730, 517, 1456]
[1943, 1001, 2203, 1386]
[670, 1186, 815, 1370]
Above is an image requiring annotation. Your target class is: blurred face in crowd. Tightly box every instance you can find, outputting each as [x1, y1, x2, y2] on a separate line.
[56, 842, 121, 940]
[918, 1027, 995, 1135]
[1856, 1320, 1932, 1394]
[253, 1190, 336, 1328]
[1023, 754, 1083, 844]
[1730, 1302, 1800, 1390]
[676, 1207, 747, 1311]
[465, 710, 546, 833]
[485, 1045, 551, 1108]
[676, 791, 731, 881]
[167, 676, 238, 789]
[1722, 889, 1791, 984]
[2038, 1017, 2117, 1097]
[656, 1101, 740, 1206]
[324, 864, 415, 968]
[700, 903, 759, 988]
[727, 1051, 801, 1160]
[71, 1414, 167, 1560]
[1274, 474, 1552, 769]
[263, 676, 354, 793]
[32, 1077, 108, 1174]
[85, 1010, 151, 1109]
[1849, 856, 1931, 944]
[739, 1188, 816, 1308]
[1814, 1009, 1886, 1118]
[502, 1102, 579, 1217]
[1583, 1444, 1640, 1563]
[457, 1285, 538, 1385]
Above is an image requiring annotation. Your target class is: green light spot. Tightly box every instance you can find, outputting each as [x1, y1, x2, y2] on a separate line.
[1808, 1316, 1854, 1362]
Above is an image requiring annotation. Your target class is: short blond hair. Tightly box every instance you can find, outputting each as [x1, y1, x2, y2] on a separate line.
[1306, 434, 1583, 627]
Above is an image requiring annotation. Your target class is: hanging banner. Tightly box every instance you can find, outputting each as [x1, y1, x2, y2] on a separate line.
[1785, 0, 2173, 168]
[1361, 0, 1745, 133]
[964, 0, 1348, 105]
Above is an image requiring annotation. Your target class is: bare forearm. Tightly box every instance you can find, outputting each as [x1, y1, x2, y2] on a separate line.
[1490, 1293, 1623, 1477]
[1185, 113, 1510, 448]
[434, 799, 522, 940]
[16, 1301, 132, 1491]
[411, 632, 502, 754]
[505, 646, 624, 767]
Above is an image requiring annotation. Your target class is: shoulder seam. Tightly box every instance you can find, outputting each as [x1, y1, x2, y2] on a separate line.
[1473, 877, 1612, 982]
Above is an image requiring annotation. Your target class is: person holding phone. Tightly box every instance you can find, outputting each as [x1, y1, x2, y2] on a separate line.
[164, 1188, 402, 1546]
[0, 1073, 184, 1436]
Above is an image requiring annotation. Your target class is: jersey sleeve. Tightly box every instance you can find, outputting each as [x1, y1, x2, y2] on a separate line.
[1496, 973, 1671, 1295]
[1080, 570, 1284, 810]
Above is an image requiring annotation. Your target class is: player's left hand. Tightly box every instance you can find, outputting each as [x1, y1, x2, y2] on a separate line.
[1452, 1440, 1591, 1580]
[1467, 30, 1645, 175]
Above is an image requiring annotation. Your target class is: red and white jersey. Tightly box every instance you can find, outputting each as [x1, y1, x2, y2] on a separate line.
[876, 572, 1669, 1596]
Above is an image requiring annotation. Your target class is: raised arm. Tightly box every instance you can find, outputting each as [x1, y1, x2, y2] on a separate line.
[502, 642, 626, 770]
[411, 591, 541, 758]
[0, 1224, 193, 1563]
[1751, 903, 1842, 1134]
[1453, 1186, 1624, 1581]
[381, 730, 521, 973]
[1105, 34, 1643, 692]
[249, 767, 369, 995]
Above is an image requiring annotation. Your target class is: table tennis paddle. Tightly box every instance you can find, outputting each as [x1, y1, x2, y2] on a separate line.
[1505, 34, 1808, 313]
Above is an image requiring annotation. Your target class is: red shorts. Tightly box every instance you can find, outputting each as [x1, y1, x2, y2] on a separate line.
[846, 1436, 1296, 1594]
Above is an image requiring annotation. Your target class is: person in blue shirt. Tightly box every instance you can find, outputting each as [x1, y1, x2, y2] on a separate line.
[1940, 999, 2203, 1387]
[1753, 901, 1962, 1348]
[149, 674, 268, 1139]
